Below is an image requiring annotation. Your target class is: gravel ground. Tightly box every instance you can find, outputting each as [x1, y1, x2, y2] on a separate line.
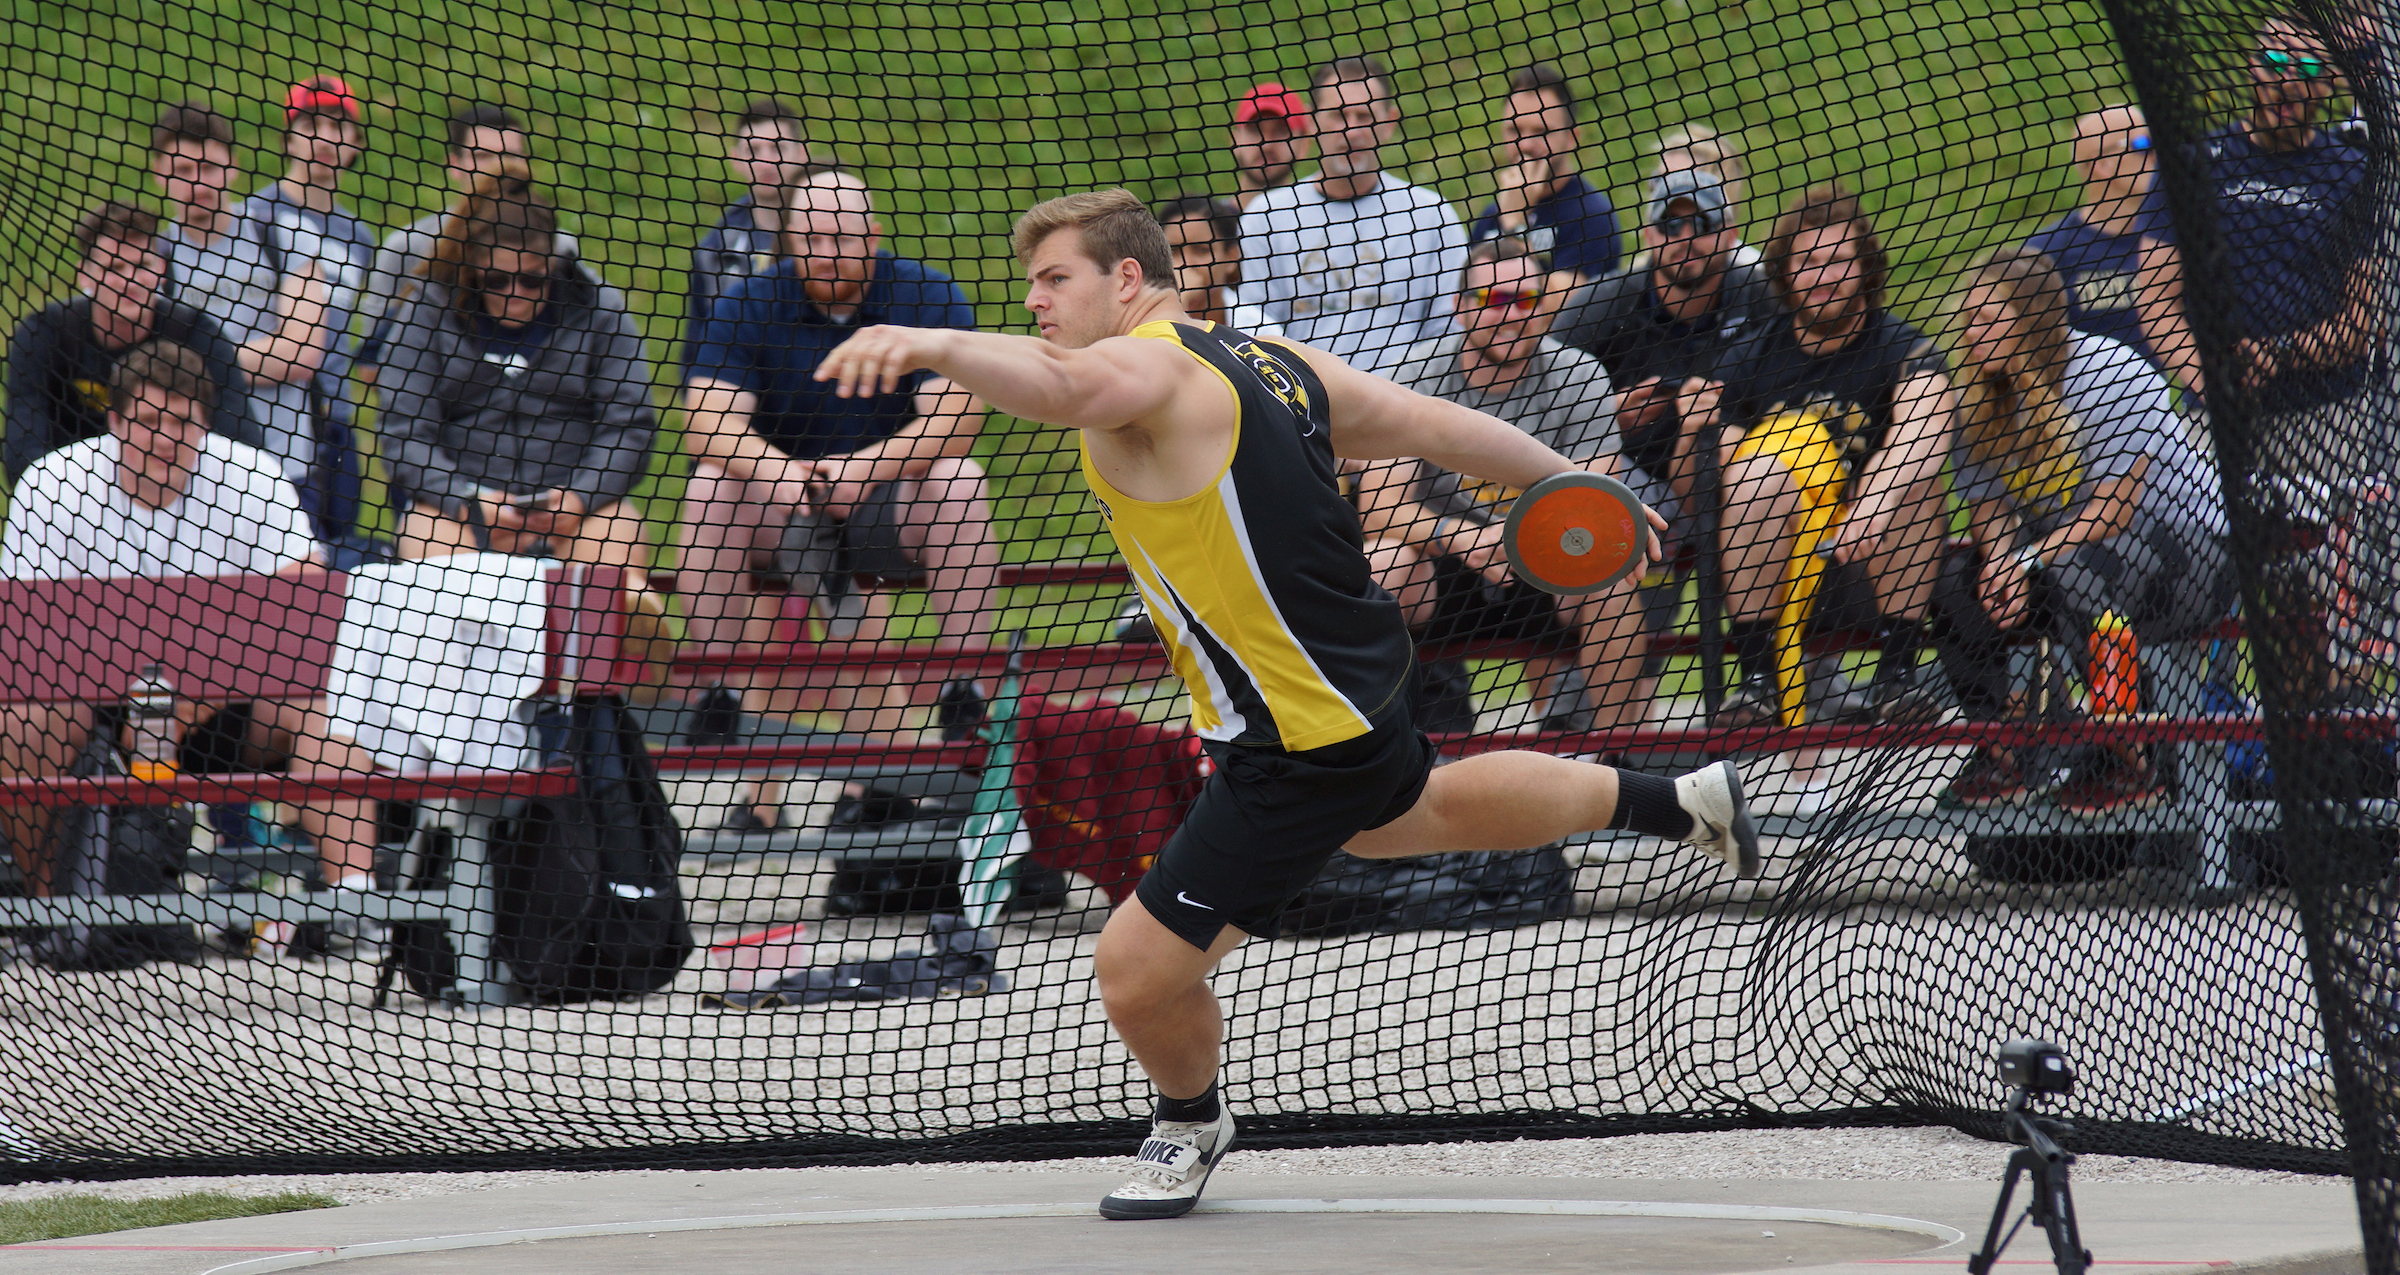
[0, 1126, 2332, 1209]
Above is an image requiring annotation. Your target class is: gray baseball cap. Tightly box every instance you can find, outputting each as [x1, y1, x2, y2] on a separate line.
[1645, 169, 1730, 229]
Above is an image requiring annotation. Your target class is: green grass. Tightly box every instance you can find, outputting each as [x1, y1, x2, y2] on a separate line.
[0, 1190, 339, 1245]
[0, 0, 2296, 564]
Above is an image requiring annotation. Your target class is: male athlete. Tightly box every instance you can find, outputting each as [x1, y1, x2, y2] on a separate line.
[814, 189, 1761, 1220]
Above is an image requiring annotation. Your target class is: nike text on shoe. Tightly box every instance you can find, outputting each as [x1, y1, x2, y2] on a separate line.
[1099, 1107, 1237, 1220]
[1676, 760, 1763, 878]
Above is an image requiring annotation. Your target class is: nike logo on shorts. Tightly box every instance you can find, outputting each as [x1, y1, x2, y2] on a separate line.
[1176, 891, 1212, 910]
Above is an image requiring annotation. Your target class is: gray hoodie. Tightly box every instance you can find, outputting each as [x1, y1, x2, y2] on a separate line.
[377, 260, 656, 514]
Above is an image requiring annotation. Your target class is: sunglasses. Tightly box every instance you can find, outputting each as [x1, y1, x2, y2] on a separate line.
[1467, 287, 1542, 313]
[1653, 213, 1720, 237]
[2256, 48, 2334, 79]
[472, 266, 549, 293]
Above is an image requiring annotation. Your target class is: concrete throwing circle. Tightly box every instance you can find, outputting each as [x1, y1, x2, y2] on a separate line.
[204, 1198, 1964, 1275]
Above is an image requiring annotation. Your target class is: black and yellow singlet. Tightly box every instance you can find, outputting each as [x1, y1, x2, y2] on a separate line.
[1082, 321, 1413, 752]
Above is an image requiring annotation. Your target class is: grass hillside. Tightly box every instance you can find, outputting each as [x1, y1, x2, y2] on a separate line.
[0, 0, 2244, 578]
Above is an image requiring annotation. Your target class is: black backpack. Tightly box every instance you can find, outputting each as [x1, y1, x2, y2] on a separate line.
[28, 717, 202, 971]
[378, 694, 693, 1005]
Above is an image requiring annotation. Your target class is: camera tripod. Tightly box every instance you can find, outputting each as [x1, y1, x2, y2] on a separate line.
[1966, 1086, 2092, 1275]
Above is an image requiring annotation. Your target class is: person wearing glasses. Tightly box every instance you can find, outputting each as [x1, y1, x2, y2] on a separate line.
[2025, 107, 2158, 366]
[2136, 12, 2371, 432]
[376, 173, 657, 569]
[1360, 238, 1652, 733]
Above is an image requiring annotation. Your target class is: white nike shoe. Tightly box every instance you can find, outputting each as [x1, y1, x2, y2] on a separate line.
[1676, 760, 1763, 878]
[1098, 1105, 1237, 1220]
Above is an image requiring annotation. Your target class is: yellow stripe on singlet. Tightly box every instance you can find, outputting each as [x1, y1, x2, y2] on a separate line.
[1080, 321, 1374, 751]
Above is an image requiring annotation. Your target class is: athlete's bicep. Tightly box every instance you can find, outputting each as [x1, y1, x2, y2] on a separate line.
[1267, 338, 1440, 459]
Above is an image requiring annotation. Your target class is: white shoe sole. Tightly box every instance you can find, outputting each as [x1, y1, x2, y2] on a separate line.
[1098, 1112, 1236, 1220]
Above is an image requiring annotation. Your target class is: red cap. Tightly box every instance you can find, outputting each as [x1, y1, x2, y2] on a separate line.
[1233, 82, 1308, 125]
[284, 75, 361, 125]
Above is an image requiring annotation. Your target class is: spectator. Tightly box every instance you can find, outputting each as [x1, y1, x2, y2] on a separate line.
[1469, 64, 1619, 282]
[224, 75, 378, 541]
[1154, 195, 1276, 334]
[679, 171, 993, 829]
[1646, 124, 1760, 269]
[376, 175, 658, 570]
[686, 97, 814, 352]
[0, 341, 376, 911]
[356, 103, 585, 367]
[2136, 11, 2374, 475]
[1229, 82, 1311, 210]
[1237, 55, 1465, 375]
[1931, 247, 2230, 814]
[5, 202, 257, 490]
[1548, 169, 1778, 532]
[1675, 185, 1953, 729]
[1364, 239, 1652, 732]
[2025, 106, 2157, 364]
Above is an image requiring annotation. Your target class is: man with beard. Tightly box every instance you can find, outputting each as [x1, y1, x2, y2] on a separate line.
[1673, 185, 1954, 728]
[1229, 83, 1312, 212]
[679, 171, 994, 829]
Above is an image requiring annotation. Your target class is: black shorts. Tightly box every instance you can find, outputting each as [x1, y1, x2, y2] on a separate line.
[1424, 554, 1572, 648]
[1135, 713, 1438, 949]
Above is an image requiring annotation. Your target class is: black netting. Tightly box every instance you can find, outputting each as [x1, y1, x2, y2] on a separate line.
[0, 0, 2391, 1260]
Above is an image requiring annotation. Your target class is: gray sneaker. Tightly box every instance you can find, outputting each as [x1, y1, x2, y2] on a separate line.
[1676, 760, 1764, 878]
[1099, 1106, 1236, 1220]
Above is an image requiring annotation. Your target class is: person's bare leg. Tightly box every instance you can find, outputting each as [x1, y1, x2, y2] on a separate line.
[1347, 752, 1622, 859]
[559, 499, 652, 577]
[1573, 576, 1652, 730]
[679, 466, 796, 826]
[0, 704, 88, 896]
[1863, 475, 1949, 622]
[263, 703, 383, 889]
[1719, 454, 1802, 624]
[1093, 897, 1249, 1099]
[894, 457, 1001, 649]
[1363, 537, 1438, 630]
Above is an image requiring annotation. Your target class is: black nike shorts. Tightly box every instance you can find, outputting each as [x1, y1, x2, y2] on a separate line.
[1135, 711, 1438, 949]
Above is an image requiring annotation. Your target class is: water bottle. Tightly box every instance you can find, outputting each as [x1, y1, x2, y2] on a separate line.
[2088, 611, 2139, 717]
[125, 665, 179, 783]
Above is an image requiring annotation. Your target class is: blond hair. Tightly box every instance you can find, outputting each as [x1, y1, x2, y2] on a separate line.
[1010, 189, 1176, 291]
[1953, 245, 2083, 511]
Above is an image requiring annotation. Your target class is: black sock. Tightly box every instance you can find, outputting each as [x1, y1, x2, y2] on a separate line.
[1157, 1083, 1219, 1124]
[1728, 619, 1776, 687]
[1606, 770, 1695, 840]
[1876, 616, 1926, 686]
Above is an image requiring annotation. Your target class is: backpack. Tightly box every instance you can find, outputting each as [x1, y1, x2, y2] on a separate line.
[1010, 699, 1206, 904]
[1280, 844, 1577, 937]
[28, 715, 202, 971]
[376, 694, 693, 1005]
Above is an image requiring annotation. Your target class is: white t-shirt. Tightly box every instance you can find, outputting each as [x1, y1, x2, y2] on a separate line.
[328, 553, 550, 774]
[0, 433, 314, 580]
[1237, 175, 1465, 375]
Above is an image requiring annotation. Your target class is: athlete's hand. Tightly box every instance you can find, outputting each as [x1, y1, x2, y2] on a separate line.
[1979, 551, 2034, 630]
[813, 325, 949, 399]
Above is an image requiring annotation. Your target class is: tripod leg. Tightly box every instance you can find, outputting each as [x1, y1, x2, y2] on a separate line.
[1967, 1150, 2034, 1275]
[2042, 1164, 2092, 1275]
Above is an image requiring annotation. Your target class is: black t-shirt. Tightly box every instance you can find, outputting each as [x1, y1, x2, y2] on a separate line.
[2, 296, 256, 490]
[1549, 257, 1778, 476]
[1708, 308, 1946, 469]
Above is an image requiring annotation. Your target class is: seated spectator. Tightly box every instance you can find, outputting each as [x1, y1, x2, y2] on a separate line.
[355, 103, 585, 374]
[1470, 64, 1619, 282]
[221, 75, 378, 541]
[686, 97, 815, 356]
[376, 175, 658, 570]
[1154, 195, 1277, 334]
[0, 341, 376, 914]
[2025, 106, 2157, 365]
[1548, 169, 1777, 533]
[1229, 82, 1312, 211]
[1672, 185, 1953, 729]
[1362, 239, 1652, 732]
[1931, 247, 2232, 814]
[679, 170, 993, 829]
[1645, 125, 1760, 270]
[1238, 55, 1464, 375]
[5, 202, 258, 491]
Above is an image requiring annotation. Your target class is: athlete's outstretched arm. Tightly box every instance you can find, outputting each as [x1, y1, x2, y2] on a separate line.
[1276, 338, 1576, 490]
[812, 324, 1195, 433]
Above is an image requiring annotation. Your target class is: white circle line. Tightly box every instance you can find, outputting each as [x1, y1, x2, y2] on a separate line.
[198, 1198, 1965, 1274]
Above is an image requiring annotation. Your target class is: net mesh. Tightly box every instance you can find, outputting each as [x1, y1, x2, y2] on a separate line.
[0, 0, 2392, 1258]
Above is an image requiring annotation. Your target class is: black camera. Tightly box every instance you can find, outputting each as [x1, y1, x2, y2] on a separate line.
[1998, 1039, 2074, 1095]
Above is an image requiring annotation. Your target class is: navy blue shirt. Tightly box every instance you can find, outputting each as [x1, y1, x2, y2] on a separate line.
[687, 252, 976, 460]
[2137, 124, 2368, 343]
[2025, 211, 2156, 366]
[1471, 174, 1620, 278]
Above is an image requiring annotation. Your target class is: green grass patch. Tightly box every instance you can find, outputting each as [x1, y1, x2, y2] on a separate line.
[0, 1190, 340, 1246]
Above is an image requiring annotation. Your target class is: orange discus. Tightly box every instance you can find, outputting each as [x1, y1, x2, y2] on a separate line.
[1501, 471, 1649, 596]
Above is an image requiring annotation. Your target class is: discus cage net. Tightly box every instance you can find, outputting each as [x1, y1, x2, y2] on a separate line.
[1, 0, 2395, 1262]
